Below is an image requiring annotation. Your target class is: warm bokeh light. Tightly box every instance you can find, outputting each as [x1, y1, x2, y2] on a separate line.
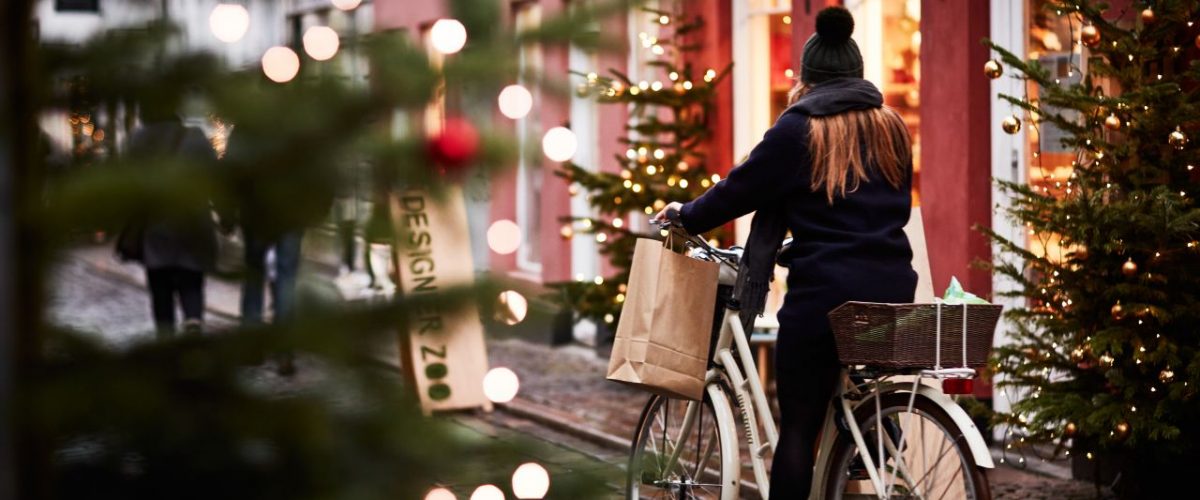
[541, 127, 577, 162]
[470, 484, 505, 500]
[425, 488, 457, 500]
[209, 3, 249, 43]
[486, 220, 521, 255]
[330, 0, 362, 11]
[261, 46, 300, 83]
[482, 367, 519, 404]
[498, 85, 533, 119]
[511, 462, 550, 499]
[302, 26, 340, 61]
[430, 19, 468, 55]
[495, 290, 529, 326]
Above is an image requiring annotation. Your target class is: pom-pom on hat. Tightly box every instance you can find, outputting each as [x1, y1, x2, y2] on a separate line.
[800, 6, 863, 84]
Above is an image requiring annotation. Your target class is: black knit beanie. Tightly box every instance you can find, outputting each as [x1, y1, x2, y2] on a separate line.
[801, 6, 863, 84]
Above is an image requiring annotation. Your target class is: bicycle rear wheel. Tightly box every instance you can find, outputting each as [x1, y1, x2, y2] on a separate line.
[822, 392, 991, 500]
[627, 385, 740, 500]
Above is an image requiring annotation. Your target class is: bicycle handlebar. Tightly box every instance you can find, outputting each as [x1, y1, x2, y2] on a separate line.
[650, 209, 743, 266]
[651, 208, 683, 230]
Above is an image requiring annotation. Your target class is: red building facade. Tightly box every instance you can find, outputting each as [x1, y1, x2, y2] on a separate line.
[375, 0, 993, 293]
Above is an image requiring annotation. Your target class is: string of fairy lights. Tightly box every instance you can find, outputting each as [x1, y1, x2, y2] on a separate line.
[985, 0, 1197, 468]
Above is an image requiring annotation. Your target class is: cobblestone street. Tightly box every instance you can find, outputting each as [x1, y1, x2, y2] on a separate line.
[48, 247, 1115, 499]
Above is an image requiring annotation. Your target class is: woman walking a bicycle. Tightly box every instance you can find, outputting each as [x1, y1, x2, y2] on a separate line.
[653, 7, 917, 497]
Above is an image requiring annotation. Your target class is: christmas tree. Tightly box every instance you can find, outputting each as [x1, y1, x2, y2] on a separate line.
[552, 2, 730, 329]
[983, 1, 1199, 494]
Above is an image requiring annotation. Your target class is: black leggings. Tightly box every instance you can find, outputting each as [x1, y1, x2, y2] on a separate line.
[146, 267, 204, 334]
[769, 326, 842, 497]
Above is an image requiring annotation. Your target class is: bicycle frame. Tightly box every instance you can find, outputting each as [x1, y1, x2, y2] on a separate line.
[658, 303, 994, 500]
[710, 308, 778, 494]
[644, 220, 995, 499]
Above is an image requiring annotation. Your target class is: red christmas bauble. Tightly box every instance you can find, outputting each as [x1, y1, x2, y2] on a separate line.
[426, 117, 480, 173]
[1140, 8, 1155, 24]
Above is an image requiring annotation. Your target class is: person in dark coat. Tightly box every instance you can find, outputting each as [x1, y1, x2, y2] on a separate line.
[221, 125, 335, 375]
[125, 102, 219, 337]
[654, 7, 917, 496]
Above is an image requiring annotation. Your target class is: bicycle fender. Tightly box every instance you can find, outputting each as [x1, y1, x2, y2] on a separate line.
[912, 385, 995, 468]
[860, 382, 995, 469]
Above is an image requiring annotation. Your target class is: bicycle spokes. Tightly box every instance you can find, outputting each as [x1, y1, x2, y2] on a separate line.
[630, 395, 730, 499]
[831, 398, 981, 500]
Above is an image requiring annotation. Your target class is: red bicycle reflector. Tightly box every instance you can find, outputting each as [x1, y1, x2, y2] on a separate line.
[942, 378, 974, 395]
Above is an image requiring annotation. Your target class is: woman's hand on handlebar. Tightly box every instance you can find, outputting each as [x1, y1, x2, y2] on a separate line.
[651, 202, 684, 225]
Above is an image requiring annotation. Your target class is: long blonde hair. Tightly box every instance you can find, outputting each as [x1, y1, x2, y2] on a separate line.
[789, 82, 911, 203]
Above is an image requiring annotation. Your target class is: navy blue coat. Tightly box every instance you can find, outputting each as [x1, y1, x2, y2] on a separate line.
[680, 78, 916, 336]
[127, 121, 220, 272]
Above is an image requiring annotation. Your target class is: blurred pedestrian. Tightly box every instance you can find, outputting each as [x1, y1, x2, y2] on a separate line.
[118, 97, 219, 337]
[223, 128, 329, 376]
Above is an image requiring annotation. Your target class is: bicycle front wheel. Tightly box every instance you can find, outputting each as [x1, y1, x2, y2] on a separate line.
[822, 392, 991, 500]
[627, 384, 740, 500]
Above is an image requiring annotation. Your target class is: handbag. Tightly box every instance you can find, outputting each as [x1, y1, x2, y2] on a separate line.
[113, 125, 188, 262]
[114, 219, 146, 262]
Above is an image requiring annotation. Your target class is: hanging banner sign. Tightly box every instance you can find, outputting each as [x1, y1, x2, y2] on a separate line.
[390, 186, 492, 413]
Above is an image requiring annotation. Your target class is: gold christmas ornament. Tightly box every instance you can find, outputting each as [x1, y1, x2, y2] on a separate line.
[1169, 126, 1188, 149]
[1065, 421, 1078, 437]
[1111, 302, 1124, 320]
[1160, 367, 1175, 382]
[1100, 352, 1115, 366]
[559, 224, 574, 240]
[575, 83, 590, 98]
[1104, 113, 1121, 131]
[1122, 258, 1138, 277]
[983, 59, 1003, 79]
[567, 184, 579, 196]
[1115, 421, 1130, 437]
[1001, 115, 1022, 134]
[1081, 24, 1101, 48]
[1140, 8, 1155, 24]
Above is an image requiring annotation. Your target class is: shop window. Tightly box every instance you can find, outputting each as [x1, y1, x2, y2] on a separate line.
[514, 1, 544, 272]
[733, 0, 792, 206]
[567, 1, 600, 281]
[56, 0, 98, 12]
[767, 11, 794, 120]
[1023, 0, 1085, 263]
[847, 0, 921, 205]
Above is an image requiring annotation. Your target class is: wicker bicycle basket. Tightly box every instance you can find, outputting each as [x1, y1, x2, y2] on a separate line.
[827, 302, 1003, 369]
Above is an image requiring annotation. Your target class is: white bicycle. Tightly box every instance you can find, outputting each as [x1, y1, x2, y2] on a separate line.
[627, 219, 994, 500]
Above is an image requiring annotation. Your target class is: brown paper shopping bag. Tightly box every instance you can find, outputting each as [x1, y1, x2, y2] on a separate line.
[607, 237, 720, 400]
